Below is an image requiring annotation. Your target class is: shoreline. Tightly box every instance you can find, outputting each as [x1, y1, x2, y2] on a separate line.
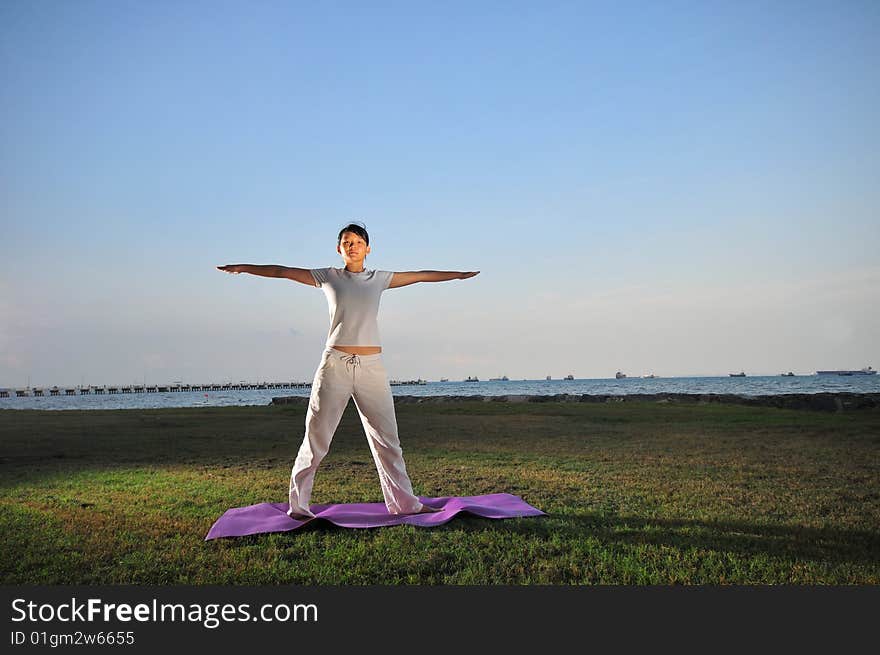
[273, 392, 880, 411]
[3, 392, 878, 413]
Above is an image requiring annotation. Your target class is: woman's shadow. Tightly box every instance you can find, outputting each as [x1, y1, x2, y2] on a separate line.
[446, 511, 880, 566]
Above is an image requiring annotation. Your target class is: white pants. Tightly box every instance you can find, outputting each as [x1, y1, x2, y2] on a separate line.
[287, 346, 424, 517]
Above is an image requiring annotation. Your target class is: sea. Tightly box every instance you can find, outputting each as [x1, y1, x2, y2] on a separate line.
[2, 375, 878, 411]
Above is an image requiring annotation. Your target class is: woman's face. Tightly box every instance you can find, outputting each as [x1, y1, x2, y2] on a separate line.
[337, 231, 370, 264]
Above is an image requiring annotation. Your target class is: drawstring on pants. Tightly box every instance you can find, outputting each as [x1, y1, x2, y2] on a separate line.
[344, 353, 361, 373]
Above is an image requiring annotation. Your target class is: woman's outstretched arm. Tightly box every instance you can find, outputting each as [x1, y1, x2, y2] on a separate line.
[216, 264, 317, 286]
[389, 270, 479, 289]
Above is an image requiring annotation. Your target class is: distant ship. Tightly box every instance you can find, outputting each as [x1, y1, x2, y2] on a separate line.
[816, 366, 876, 376]
[642, 374, 658, 379]
[780, 372, 795, 377]
[489, 375, 509, 381]
[440, 378, 449, 382]
[564, 374, 574, 380]
[615, 372, 626, 379]
[546, 375, 552, 380]
[389, 378, 427, 386]
[465, 376, 479, 382]
[729, 372, 746, 377]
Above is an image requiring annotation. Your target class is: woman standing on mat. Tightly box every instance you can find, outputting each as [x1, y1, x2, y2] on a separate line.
[217, 222, 479, 520]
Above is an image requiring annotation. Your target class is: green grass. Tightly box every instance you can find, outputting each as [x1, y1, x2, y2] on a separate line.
[1, 401, 879, 584]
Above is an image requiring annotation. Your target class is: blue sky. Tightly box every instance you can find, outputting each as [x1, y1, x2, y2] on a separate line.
[1, 0, 878, 386]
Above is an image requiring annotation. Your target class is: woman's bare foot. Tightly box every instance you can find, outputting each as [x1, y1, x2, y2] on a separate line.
[287, 509, 315, 521]
[414, 505, 443, 514]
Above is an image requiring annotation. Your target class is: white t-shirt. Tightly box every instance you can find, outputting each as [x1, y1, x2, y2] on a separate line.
[310, 267, 394, 347]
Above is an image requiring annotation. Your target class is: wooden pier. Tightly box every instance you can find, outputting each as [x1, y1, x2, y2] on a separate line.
[0, 382, 312, 398]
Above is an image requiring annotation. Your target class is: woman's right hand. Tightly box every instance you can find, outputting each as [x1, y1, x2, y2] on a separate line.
[217, 264, 242, 274]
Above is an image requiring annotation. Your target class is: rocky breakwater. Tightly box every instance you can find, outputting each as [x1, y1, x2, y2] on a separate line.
[271, 392, 880, 412]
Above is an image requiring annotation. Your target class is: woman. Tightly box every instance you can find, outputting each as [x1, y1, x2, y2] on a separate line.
[218, 223, 479, 520]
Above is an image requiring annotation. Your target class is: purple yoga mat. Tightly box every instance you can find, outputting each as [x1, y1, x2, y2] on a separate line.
[205, 493, 546, 540]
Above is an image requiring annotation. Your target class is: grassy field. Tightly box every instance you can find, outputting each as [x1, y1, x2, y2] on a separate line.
[1, 400, 878, 584]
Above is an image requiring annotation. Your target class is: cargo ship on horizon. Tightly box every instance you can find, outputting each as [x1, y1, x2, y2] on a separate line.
[816, 366, 876, 376]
